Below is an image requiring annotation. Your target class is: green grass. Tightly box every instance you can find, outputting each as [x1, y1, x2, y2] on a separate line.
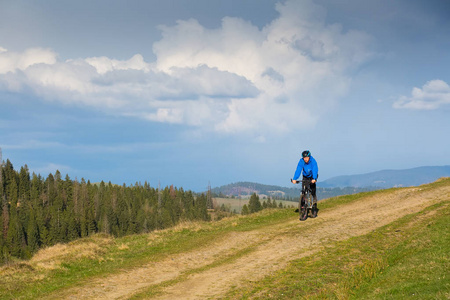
[224, 201, 450, 299]
[318, 187, 395, 210]
[1, 178, 449, 299]
[354, 204, 450, 299]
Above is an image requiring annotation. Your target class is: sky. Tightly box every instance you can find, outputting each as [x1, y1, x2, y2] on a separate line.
[1, 0, 449, 191]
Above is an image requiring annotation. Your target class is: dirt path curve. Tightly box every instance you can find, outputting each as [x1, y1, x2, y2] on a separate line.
[48, 185, 450, 300]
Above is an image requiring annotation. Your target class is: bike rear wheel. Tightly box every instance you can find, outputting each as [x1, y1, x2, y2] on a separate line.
[311, 203, 318, 218]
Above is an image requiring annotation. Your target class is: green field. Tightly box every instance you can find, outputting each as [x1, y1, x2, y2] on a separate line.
[213, 197, 296, 213]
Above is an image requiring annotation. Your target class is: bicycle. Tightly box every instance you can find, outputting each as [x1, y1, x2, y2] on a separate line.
[291, 178, 318, 221]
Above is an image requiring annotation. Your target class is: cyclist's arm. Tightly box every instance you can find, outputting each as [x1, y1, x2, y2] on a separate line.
[312, 158, 318, 183]
[292, 159, 304, 182]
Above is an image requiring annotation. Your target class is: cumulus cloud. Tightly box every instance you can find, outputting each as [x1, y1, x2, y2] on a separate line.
[0, 48, 257, 114]
[0, 0, 373, 137]
[393, 79, 450, 110]
[153, 0, 372, 133]
[0, 47, 57, 74]
[85, 54, 150, 74]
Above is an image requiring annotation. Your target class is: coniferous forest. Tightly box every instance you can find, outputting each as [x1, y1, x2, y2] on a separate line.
[0, 160, 210, 264]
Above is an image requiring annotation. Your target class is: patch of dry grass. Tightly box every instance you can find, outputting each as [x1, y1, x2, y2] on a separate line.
[118, 243, 129, 250]
[0, 234, 115, 298]
[0, 234, 114, 276]
[28, 234, 114, 271]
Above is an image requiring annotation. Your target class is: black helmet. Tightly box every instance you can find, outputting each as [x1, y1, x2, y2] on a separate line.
[302, 150, 311, 158]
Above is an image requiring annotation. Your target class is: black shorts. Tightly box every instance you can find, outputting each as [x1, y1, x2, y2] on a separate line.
[302, 177, 316, 198]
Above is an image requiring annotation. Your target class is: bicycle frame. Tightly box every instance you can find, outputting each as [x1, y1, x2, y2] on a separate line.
[301, 178, 314, 210]
[292, 178, 314, 220]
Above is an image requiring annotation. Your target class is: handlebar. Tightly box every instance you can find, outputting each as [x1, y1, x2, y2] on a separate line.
[291, 178, 315, 184]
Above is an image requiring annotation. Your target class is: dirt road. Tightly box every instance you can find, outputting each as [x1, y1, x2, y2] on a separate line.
[47, 184, 450, 299]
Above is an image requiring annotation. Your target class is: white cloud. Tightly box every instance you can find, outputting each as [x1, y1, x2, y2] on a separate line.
[393, 79, 450, 110]
[0, 47, 57, 74]
[153, 0, 373, 134]
[85, 54, 150, 74]
[0, 49, 257, 112]
[0, 0, 373, 137]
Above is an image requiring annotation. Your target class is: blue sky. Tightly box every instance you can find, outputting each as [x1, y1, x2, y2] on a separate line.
[1, 0, 449, 191]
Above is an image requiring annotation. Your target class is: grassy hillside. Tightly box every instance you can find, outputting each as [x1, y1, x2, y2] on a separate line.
[226, 195, 449, 299]
[1, 178, 449, 299]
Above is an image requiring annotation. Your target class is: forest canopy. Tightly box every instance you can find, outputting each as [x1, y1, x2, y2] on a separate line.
[0, 160, 210, 263]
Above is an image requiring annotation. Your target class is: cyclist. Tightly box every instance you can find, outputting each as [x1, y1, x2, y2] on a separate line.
[292, 150, 319, 216]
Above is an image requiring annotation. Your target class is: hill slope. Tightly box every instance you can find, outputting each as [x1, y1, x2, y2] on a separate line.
[211, 181, 375, 200]
[1, 178, 449, 299]
[319, 165, 450, 188]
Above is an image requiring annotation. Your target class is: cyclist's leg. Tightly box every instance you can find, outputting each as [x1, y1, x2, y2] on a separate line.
[311, 182, 317, 205]
[310, 182, 318, 217]
[301, 179, 307, 193]
[301, 180, 307, 207]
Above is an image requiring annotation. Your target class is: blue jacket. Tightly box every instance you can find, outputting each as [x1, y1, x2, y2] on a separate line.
[293, 156, 318, 180]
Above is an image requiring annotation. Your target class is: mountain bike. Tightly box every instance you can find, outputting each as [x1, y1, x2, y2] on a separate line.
[291, 178, 318, 221]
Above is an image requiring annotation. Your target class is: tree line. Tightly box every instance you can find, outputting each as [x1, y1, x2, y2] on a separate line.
[211, 181, 378, 201]
[241, 193, 285, 215]
[0, 160, 210, 263]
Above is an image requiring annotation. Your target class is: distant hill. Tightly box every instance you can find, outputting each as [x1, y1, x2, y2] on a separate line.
[319, 165, 450, 188]
[210, 181, 375, 201]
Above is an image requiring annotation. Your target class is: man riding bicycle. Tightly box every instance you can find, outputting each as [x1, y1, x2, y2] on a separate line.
[292, 150, 319, 215]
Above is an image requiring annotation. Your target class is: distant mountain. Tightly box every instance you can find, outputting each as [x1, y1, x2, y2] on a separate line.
[318, 166, 450, 188]
[210, 181, 375, 201]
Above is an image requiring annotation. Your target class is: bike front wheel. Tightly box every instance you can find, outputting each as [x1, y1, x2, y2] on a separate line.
[299, 196, 308, 221]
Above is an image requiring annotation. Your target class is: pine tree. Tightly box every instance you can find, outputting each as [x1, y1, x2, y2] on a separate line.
[248, 193, 262, 213]
[272, 200, 278, 208]
[6, 171, 27, 258]
[46, 173, 56, 207]
[116, 186, 130, 236]
[66, 210, 79, 240]
[18, 166, 31, 206]
[64, 174, 73, 206]
[195, 194, 210, 221]
[79, 178, 89, 237]
[86, 181, 97, 236]
[7, 204, 23, 257]
[184, 191, 195, 220]
[266, 197, 272, 208]
[1, 192, 8, 241]
[87, 210, 97, 236]
[27, 209, 39, 254]
[241, 204, 249, 215]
